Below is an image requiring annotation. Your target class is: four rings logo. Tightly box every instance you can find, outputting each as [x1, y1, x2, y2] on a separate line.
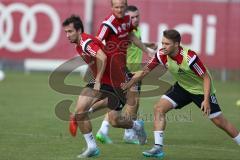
[0, 3, 60, 53]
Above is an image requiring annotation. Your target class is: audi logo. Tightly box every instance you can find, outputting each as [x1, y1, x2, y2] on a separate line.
[0, 3, 60, 53]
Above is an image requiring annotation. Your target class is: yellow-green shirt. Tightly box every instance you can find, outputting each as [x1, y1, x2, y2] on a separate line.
[127, 27, 142, 72]
[167, 47, 216, 95]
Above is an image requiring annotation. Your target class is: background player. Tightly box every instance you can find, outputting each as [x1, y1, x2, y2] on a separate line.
[95, 0, 154, 144]
[96, 5, 158, 144]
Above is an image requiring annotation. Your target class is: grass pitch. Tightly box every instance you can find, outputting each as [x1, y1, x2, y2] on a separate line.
[0, 71, 239, 160]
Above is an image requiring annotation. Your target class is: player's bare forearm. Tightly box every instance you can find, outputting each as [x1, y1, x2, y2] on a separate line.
[203, 72, 211, 101]
[122, 68, 150, 91]
[95, 49, 107, 83]
[122, 71, 143, 91]
[201, 72, 211, 116]
[144, 42, 158, 50]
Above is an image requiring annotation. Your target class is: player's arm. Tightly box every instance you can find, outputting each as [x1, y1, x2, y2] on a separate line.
[94, 49, 107, 90]
[201, 71, 211, 116]
[144, 42, 158, 50]
[122, 67, 150, 91]
[84, 39, 107, 91]
[189, 51, 211, 116]
[96, 24, 111, 41]
[129, 32, 155, 56]
[122, 54, 163, 91]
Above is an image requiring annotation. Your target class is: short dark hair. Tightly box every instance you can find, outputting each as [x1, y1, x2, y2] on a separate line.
[163, 29, 181, 43]
[62, 15, 84, 32]
[126, 5, 138, 12]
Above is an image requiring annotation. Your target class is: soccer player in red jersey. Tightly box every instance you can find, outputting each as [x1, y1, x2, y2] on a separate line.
[63, 15, 147, 158]
[122, 29, 240, 158]
[95, 0, 154, 144]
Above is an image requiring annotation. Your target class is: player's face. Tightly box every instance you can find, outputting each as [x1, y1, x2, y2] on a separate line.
[64, 23, 81, 44]
[111, 0, 127, 18]
[161, 36, 179, 56]
[126, 10, 140, 27]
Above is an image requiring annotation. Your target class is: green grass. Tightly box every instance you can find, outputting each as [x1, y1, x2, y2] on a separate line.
[0, 71, 239, 160]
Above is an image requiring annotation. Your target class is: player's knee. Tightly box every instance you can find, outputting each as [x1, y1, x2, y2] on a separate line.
[75, 107, 89, 121]
[75, 107, 87, 114]
[109, 118, 118, 127]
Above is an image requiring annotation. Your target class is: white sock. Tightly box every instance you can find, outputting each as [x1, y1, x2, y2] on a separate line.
[83, 132, 97, 149]
[98, 120, 110, 135]
[124, 129, 135, 137]
[154, 131, 164, 146]
[233, 133, 240, 145]
[132, 120, 141, 130]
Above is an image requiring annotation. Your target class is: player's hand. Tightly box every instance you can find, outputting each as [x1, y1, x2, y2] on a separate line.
[121, 82, 127, 91]
[93, 81, 101, 91]
[121, 82, 131, 92]
[146, 47, 157, 58]
[147, 43, 158, 50]
[201, 99, 211, 117]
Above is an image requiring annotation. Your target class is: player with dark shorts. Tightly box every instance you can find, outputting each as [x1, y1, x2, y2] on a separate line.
[95, 0, 154, 145]
[165, 82, 221, 114]
[62, 15, 147, 158]
[123, 29, 240, 158]
[86, 82, 126, 111]
[126, 68, 142, 93]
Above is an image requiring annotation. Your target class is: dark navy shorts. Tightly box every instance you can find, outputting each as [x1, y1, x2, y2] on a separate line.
[86, 83, 126, 111]
[163, 83, 222, 118]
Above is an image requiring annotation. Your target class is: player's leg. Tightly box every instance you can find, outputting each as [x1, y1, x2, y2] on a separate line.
[107, 108, 147, 145]
[105, 86, 147, 145]
[70, 88, 98, 136]
[76, 83, 112, 144]
[143, 83, 192, 158]
[108, 109, 132, 128]
[95, 85, 126, 144]
[192, 94, 240, 146]
[89, 96, 113, 144]
[96, 85, 140, 144]
[71, 87, 101, 158]
[96, 112, 113, 144]
[95, 100, 144, 145]
[95, 96, 145, 145]
[142, 97, 172, 158]
[211, 114, 240, 145]
[125, 85, 140, 120]
[74, 88, 100, 133]
[123, 85, 141, 144]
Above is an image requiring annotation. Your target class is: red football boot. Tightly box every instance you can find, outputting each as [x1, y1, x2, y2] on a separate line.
[69, 114, 78, 137]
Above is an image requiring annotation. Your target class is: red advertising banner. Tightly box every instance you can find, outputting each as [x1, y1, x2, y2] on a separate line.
[0, 0, 240, 69]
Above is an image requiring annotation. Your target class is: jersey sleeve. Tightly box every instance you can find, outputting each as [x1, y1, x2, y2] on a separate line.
[97, 24, 111, 41]
[146, 54, 160, 71]
[188, 50, 207, 77]
[83, 40, 101, 57]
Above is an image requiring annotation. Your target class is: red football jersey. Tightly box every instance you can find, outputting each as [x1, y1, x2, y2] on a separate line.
[97, 13, 134, 87]
[76, 33, 111, 85]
